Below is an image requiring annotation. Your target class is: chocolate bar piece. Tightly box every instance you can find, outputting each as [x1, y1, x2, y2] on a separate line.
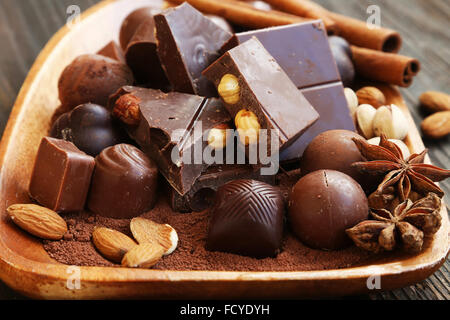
[221, 21, 340, 89]
[97, 41, 125, 63]
[154, 3, 232, 96]
[220, 22, 355, 160]
[125, 18, 169, 88]
[109, 86, 232, 195]
[29, 137, 95, 213]
[203, 37, 319, 154]
[170, 164, 276, 212]
[280, 83, 356, 160]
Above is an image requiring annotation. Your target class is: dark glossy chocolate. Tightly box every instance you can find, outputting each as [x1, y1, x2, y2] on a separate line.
[87, 144, 158, 219]
[300, 129, 377, 193]
[288, 170, 368, 250]
[207, 179, 284, 258]
[50, 103, 130, 156]
[119, 7, 157, 50]
[203, 37, 319, 153]
[221, 21, 340, 89]
[154, 3, 232, 96]
[280, 83, 355, 160]
[170, 164, 276, 212]
[58, 54, 134, 111]
[125, 16, 169, 87]
[97, 41, 125, 63]
[29, 137, 95, 213]
[329, 36, 355, 87]
[109, 86, 232, 195]
[206, 15, 234, 34]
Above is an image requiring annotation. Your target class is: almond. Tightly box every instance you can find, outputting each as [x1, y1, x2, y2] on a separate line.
[92, 227, 137, 263]
[356, 87, 386, 108]
[420, 91, 450, 113]
[7, 204, 67, 240]
[421, 111, 450, 139]
[121, 243, 165, 268]
[130, 217, 178, 255]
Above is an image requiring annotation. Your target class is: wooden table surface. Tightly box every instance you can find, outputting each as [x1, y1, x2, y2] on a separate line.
[0, 0, 448, 300]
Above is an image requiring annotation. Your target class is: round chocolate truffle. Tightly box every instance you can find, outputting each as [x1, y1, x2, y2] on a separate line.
[88, 144, 158, 219]
[288, 170, 368, 250]
[119, 7, 157, 50]
[206, 179, 284, 258]
[58, 54, 134, 111]
[50, 103, 130, 156]
[301, 130, 375, 193]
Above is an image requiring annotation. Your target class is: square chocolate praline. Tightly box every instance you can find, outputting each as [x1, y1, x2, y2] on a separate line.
[29, 137, 95, 212]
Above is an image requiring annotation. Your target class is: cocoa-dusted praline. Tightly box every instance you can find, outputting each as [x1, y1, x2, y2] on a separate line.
[50, 103, 130, 157]
[206, 179, 284, 258]
[58, 54, 134, 111]
[87, 144, 158, 219]
[301, 129, 376, 193]
[288, 170, 369, 250]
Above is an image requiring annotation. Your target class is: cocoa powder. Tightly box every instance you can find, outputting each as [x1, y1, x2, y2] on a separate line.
[43, 190, 380, 271]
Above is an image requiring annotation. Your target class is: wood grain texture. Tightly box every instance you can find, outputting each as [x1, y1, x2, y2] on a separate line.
[0, 0, 448, 300]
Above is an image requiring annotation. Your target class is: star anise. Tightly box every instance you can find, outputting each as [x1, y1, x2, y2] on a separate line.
[352, 134, 450, 209]
[346, 193, 442, 253]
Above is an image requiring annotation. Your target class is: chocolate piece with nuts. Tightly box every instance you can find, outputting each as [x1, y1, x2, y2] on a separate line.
[203, 37, 319, 155]
[109, 86, 232, 196]
[154, 3, 232, 96]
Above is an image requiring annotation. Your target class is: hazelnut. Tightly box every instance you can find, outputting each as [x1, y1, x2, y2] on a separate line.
[372, 104, 409, 140]
[355, 104, 377, 139]
[235, 109, 260, 146]
[217, 74, 240, 104]
[113, 94, 141, 125]
[356, 87, 386, 108]
[207, 124, 231, 149]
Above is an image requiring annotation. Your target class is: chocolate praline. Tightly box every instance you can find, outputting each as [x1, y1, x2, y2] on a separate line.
[301, 130, 376, 193]
[206, 179, 284, 258]
[288, 170, 369, 250]
[58, 54, 134, 111]
[50, 103, 130, 156]
[87, 144, 158, 219]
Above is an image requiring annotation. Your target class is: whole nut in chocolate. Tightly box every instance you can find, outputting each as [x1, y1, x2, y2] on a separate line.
[207, 123, 231, 150]
[218, 74, 240, 104]
[235, 109, 260, 145]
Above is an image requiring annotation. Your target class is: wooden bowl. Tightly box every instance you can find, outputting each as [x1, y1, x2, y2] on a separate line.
[0, 0, 448, 299]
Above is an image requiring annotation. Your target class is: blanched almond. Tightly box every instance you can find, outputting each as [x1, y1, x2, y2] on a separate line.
[130, 217, 178, 255]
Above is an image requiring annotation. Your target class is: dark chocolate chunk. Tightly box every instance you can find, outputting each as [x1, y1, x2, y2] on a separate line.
[58, 54, 134, 111]
[206, 15, 234, 34]
[207, 179, 284, 258]
[154, 3, 233, 96]
[97, 41, 125, 63]
[87, 144, 158, 219]
[119, 7, 157, 50]
[170, 164, 276, 212]
[280, 83, 356, 160]
[288, 170, 368, 250]
[203, 37, 319, 154]
[109, 86, 232, 195]
[29, 137, 95, 213]
[125, 17, 169, 87]
[50, 103, 130, 156]
[221, 21, 340, 89]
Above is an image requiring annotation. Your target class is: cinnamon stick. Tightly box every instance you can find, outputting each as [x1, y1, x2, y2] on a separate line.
[329, 12, 402, 53]
[264, 0, 338, 34]
[351, 46, 420, 87]
[168, 0, 313, 29]
[268, 0, 402, 52]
